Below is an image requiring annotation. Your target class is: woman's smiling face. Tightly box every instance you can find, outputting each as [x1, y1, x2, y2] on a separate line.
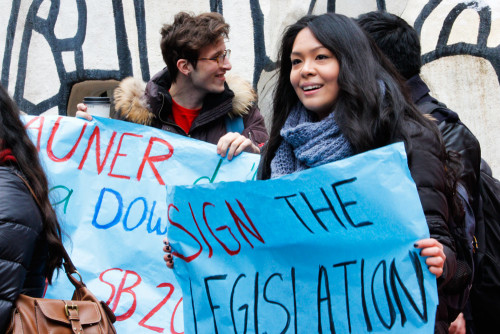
[290, 27, 340, 120]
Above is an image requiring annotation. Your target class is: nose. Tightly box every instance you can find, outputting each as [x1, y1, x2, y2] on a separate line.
[301, 59, 315, 77]
[222, 58, 232, 71]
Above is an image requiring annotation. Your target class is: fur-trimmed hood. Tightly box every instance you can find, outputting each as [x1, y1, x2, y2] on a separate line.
[225, 74, 257, 117]
[112, 71, 257, 126]
[112, 77, 151, 125]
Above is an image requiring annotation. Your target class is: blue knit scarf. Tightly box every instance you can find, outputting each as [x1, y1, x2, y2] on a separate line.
[270, 103, 354, 178]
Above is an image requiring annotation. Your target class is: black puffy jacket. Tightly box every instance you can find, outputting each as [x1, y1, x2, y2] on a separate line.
[407, 75, 481, 333]
[0, 166, 48, 333]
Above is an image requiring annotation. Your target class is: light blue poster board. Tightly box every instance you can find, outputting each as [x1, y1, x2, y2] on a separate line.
[166, 142, 438, 333]
[22, 115, 260, 333]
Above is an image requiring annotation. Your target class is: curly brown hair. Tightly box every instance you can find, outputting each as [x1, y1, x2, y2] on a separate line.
[160, 12, 229, 82]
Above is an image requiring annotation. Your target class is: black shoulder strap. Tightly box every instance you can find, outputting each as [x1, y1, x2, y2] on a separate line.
[416, 101, 449, 125]
[417, 101, 441, 115]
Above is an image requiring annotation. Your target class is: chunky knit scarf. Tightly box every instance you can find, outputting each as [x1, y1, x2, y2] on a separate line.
[270, 103, 353, 178]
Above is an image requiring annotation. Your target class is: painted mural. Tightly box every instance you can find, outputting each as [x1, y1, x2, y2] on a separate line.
[0, 0, 499, 171]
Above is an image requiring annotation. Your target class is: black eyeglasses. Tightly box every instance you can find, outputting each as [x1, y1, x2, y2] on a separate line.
[197, 49, 231, 66]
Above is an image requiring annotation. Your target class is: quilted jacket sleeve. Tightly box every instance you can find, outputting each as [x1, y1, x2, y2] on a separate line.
[0, 167, 43, 333]
[404, 121, 457, 287]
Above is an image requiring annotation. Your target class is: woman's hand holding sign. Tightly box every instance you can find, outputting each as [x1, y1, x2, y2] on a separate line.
[414, 238, 446, 278]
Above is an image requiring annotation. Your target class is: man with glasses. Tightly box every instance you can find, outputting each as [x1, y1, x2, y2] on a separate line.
[79, 11, 268, 159]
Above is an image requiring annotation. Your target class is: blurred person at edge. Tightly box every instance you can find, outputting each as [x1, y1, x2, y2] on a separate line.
[0, 84, 65, 333]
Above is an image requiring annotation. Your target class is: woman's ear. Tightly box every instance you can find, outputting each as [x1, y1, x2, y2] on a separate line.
[177, 59, 192, 77]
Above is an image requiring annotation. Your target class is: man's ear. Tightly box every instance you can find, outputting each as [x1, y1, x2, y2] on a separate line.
[177, 59, 193, 76]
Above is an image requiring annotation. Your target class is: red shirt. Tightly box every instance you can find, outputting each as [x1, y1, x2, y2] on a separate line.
[171, 99, 201, 134]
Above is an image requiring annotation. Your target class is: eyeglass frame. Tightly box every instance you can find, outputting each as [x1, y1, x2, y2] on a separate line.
[197, 49, 231, 66]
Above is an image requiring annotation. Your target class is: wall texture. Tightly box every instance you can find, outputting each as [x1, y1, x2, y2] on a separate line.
[1, 0, 498, 175]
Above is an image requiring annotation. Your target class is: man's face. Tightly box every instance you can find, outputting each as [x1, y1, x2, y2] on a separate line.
[190, 38, 232, 94]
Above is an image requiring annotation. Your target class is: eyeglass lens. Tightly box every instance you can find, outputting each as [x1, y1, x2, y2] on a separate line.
[218, 49, 230, 64]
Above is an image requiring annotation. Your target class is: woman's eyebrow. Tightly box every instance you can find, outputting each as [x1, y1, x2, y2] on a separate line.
[291, 45, 328, 56]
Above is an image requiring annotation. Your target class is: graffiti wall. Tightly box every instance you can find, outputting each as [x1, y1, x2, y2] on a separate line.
[1, 0, 499, 175]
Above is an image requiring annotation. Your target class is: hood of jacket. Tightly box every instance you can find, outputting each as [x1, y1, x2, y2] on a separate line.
[112, 68, 257, 126]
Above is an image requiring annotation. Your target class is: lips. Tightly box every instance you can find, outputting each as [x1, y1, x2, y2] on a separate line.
[301, 83, 323, 94]
[303, 85, 321, 90]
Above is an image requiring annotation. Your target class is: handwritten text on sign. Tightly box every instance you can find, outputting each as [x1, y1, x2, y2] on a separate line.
[23, 115, 260, 333]
[167, 143, 438, 333]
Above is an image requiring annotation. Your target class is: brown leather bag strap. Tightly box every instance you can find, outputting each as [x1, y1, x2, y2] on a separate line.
[13, 170, 85, 289]
[63, 300, 84, 334]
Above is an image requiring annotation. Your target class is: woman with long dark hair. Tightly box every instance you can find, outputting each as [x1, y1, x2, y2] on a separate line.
[0, 84, 65, 332]
[257, 13, 456, 333]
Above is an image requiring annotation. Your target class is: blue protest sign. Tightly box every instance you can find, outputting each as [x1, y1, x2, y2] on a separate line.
[167, 142, 438, 333]
[23, 115, 260, 333]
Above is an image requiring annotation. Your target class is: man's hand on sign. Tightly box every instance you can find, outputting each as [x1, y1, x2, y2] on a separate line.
[217, 132, 260, 161]
[414, 238, 446, 278]
[163, 238, 174, 269]
[75, 103, 93, 121]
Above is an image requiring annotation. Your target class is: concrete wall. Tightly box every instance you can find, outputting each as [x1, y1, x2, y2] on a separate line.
[1, 0, 498, 175]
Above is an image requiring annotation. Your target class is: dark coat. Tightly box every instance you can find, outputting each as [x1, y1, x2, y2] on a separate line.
[408, 75, 483, 333]
[408, 75, 481, 214]
[112, 68, 269, 146]
[0, 166, 48, 333]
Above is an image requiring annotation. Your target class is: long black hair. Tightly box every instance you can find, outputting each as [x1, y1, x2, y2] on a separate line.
[261, 13, 439, 178]
[0, 84, 64, 283]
